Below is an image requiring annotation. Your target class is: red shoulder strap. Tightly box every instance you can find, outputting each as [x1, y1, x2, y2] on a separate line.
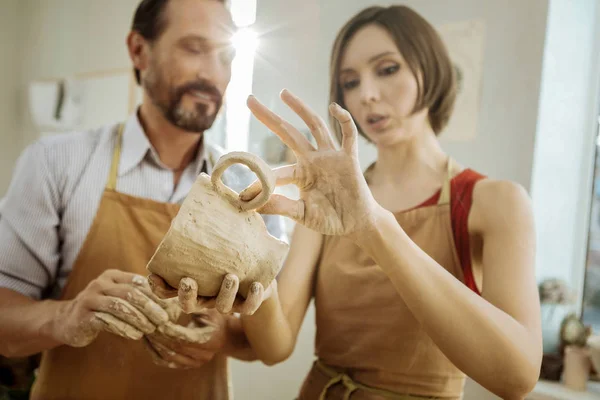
[451, 169, 486, 295]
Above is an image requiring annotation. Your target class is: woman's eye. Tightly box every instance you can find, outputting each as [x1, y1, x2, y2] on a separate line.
[341, 80, 359, 90]
[379, 64, 399, 76]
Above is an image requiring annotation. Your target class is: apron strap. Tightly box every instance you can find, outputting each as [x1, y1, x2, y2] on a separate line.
[106, 123, 125, 191]
[208, 150, 216, 171]
[437, 157, 454, 206]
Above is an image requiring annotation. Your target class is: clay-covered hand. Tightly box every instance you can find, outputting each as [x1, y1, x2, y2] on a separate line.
[49, 269, 170, 347]
[239, 89, 381, 238]
[144, 310, 225, 369]
[148, 273, 274, 316]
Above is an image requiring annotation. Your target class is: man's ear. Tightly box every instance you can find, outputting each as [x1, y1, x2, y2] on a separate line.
[127, 31, 150, 78]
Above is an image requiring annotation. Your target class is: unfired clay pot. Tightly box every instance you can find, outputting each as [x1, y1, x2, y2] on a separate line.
[146, 151, 289, 298]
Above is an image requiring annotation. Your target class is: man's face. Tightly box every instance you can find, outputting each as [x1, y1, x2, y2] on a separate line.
[142, 0, 235, 133]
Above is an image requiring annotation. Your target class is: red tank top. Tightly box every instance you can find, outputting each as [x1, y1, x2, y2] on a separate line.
[419, 168, 486, 294]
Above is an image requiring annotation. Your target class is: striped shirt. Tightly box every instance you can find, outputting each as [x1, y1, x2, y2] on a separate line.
[0, 112, 286, 300]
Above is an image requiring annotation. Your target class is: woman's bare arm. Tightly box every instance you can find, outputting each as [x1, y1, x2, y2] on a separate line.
[240, 224, 323, 364]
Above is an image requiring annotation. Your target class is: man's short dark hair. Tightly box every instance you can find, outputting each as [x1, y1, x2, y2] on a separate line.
[130, 0, 226, 85]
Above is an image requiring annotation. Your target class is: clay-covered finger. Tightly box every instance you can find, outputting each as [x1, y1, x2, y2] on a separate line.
[102, 270, 151, 287]
[144, 335, 190, 369]
[178, 278, 199, 314]
[143, 337, 180, 368]
[93, 312, 144, 340]
[147, 274, 179, 299]
[247, 95, 316, 154]
[135, 285, 181, 322]
[93, 296, 156, 334]
[190, 314, 219, 330]
[238, 282, 264, 315]
[102, 284, 169, 325]
[192, 296, 217, 312]
[146, 337, 199, 369]
[162, 298, 183, 322]
[329, 102, 358, 155]
[134, 284, 171, 309]
[215, 274, 239, 314]
[281, 89, 336, 150]
[257, 194, 305, 223]
[131, 274, 150, 288]
[239, 165, 297, 202]
[157, 321, 216, 344]
[149, 328, 217, 361]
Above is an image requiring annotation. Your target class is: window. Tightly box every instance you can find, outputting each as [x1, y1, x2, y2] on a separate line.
[582, 117, 600, 330]
[223, 0, 258, 152]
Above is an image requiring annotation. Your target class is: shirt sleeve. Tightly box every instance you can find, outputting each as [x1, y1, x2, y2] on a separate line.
[0, 141, 62, 299]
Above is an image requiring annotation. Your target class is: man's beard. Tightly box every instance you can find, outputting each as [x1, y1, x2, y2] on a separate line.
[143, 67, 223, 133]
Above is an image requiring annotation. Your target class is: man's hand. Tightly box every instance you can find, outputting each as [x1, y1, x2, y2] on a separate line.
[144, 310, 226, 369]
[148, 273, 275, 315]
[50, 269, 170, 347]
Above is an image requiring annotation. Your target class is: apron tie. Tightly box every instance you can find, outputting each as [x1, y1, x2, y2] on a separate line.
[318, 370, 358, 400]
[316, 360, 438, 400]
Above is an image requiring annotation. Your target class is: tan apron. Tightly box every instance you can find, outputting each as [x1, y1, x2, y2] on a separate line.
[30, 125, 230, 400]
[299, 159, 467, 400]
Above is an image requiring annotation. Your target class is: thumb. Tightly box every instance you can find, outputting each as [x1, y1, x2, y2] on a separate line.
[257, 194, 304, 223]
[239, 165, 297, 202]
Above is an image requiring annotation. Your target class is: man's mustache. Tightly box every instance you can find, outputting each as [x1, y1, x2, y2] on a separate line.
[175, 80, 223, 105]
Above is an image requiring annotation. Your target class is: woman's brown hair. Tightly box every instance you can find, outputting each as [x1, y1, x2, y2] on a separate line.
[329, 6, 457, 141]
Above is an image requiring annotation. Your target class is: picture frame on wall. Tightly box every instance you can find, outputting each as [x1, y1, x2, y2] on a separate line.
[30, 68, 141, 136]
[437, 19, 486, 142]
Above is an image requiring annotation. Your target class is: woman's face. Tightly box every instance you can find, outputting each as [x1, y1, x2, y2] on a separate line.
[339, 24, 429, 146]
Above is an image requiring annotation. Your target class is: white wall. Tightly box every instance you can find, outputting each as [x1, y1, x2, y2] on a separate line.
[0, 0, 23, 196]
[17, 0, 141, 148]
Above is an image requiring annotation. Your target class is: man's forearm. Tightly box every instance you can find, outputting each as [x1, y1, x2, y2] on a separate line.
[0, 288, 64, 357]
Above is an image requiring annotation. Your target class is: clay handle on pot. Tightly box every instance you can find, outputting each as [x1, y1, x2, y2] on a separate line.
[211, 151, 276, 211]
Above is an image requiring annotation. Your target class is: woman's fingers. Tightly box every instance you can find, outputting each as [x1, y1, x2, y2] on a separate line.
[178, 278, 200, 314]
[329, 102, 359, 155]
[256, 194, 305, 223]
[247, 95, 316, 154]
[215, 274, 240, 314]
[280, 89, 336, 150]
[238, 165, 303, 221]
[238, 282, 264, 316]
[147, 274, 179, 299]
[239, 165, 296, 202]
